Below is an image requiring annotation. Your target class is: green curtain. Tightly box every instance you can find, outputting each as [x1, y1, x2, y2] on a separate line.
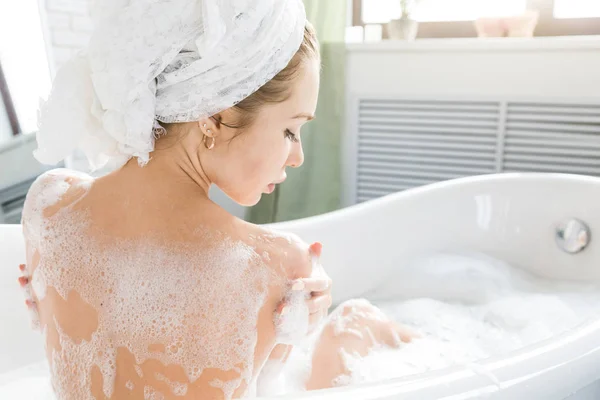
[246, 0, 347, 223]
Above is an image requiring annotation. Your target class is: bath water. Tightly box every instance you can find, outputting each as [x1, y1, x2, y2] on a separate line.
[258, 253, 600, 395]
[4, 249, 600, 398]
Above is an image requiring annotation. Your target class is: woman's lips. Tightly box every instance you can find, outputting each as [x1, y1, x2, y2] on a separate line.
[266, 178, 285, 193]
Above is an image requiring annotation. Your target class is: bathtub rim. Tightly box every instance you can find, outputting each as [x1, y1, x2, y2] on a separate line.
[268, 172, 600, 230]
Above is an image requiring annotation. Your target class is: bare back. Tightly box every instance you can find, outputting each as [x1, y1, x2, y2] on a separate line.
[22, 169, 304, 400]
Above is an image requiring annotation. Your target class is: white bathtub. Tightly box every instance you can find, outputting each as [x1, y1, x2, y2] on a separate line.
[2, 173, 600, 399]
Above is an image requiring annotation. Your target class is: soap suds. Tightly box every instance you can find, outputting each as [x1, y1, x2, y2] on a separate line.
[31, 269, 47, 300]
[258, 254, 600, 395]
[22, 169, 272, 399]
[12, 243, 600, 399]
[274, 290, 310, 345]
[274, 253, 327, 345]
[21, 170, 600, 398]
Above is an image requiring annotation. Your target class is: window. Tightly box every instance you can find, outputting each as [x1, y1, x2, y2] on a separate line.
[363, 0, 527, 23]
[0, 1, 52, 138]
[355, 0, 600, 37]
[0, 61, 20, 141]
[554, 0, 600, 18]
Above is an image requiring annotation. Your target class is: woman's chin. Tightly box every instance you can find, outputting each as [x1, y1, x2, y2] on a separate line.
[229, 186, 275, 208]
[235, 193, 264, 208]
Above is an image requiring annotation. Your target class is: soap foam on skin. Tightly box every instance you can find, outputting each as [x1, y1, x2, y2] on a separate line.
[22, 170, 600, 398]
[260, 255, 330, 396]
[22, 170, 272, 400]
[274, 289, 310, 345]
[274, 252, 328, 345]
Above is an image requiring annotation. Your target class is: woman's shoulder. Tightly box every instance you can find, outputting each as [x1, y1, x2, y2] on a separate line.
[238, 222, 312, 280]
[23, 168, 93, 222]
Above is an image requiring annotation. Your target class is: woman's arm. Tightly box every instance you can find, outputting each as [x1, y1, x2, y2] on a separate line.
[257, 241, 332, 391]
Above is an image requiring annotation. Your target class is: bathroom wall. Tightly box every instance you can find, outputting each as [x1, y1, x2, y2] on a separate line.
[39, 0, 93, 77]
[8, 4, 600, 220]
[345, 37, 600, 99]
[342, 36, 600, 206]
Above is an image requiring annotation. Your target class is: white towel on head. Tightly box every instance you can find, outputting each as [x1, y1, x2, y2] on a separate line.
[35, 0, 307, 170]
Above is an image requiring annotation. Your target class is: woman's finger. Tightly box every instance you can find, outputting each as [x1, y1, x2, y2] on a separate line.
[307, 294, 332, 314]
[18, 274, 37, 309]
[308, 242, 322, 258]
[24, 288, 36, 308]
[292, 277, 331, 293]
[18, 265, 41, 330]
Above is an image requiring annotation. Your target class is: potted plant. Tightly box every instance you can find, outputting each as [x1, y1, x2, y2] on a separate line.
[388, 0, 421, 40]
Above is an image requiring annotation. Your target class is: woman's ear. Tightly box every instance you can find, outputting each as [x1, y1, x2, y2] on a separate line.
[198, 117, 219, 138]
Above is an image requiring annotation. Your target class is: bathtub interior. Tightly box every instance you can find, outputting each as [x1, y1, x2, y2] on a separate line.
[262, 173, 600, 399]
[271, 173, 600, 305]
[1, 173, 600, 398]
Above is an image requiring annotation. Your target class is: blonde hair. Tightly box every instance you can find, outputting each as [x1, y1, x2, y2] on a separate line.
[224, 21, 320, 129]
[159, 22, 319, 138]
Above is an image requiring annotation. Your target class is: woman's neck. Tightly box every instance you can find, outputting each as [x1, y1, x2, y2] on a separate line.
[111, 132, 213, 201]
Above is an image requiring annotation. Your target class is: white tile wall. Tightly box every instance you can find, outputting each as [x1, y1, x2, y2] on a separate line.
[38, 0, 93, 171]
[39, 0, 93, 73]
[45, 11, 70, 29]
[46, 0, 90, 16]
[71, 15, 94, 32]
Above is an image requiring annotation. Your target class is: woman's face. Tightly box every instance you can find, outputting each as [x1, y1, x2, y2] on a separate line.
[210, 60, 320, 206]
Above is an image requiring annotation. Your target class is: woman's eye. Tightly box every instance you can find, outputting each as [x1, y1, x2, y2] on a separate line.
[285, 129, 299, 143]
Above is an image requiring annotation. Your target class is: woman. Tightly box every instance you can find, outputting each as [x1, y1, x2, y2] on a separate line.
[17, 0, 415, 398]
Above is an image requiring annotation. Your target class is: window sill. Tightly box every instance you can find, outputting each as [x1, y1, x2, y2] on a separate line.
[346, 35, 600, 52]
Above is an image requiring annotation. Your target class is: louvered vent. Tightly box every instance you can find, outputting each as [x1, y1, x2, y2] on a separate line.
[354, 98, 600, 204]
[503, 103, 600, 175]
[357, 99, 500, 203]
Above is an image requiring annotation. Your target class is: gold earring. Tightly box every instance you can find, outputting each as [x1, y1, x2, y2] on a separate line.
[203, 135, 215, 150]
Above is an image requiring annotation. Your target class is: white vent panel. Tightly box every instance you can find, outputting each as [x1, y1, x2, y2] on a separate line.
[503, 103, 600, 175]
[353, 99, 600, 203]
[356, 99, 500, 203]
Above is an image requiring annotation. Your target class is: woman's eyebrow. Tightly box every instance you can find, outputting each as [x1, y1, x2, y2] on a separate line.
[293, 113, 315, 121]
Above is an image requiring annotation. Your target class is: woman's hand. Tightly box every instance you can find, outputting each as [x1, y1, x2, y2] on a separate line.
[17, 264, 40, 330]
[277, 242, 332, 331]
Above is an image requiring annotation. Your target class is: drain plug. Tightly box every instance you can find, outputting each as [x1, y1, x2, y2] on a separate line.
[556, 218, 591, 254]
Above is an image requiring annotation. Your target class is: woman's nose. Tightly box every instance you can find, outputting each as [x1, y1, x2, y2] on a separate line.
[287, 142, 304, 168]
